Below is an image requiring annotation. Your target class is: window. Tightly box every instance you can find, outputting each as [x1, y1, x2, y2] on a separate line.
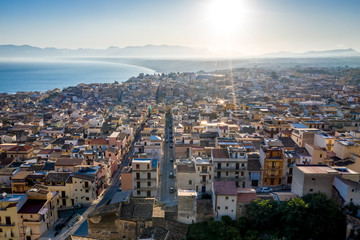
[147, 164, 149, 169]
[6, 216, 11, 225]
[189, 180, 192, 185]
[312, 178, 315, 181]
[310, 189, 313, 192]
[320, 154, 322, 158]
[147, 182, 151, 186]
[0, 228, 2, 232]
[352, 189, 355, 192]
[85, 189, 89, 193]
[217, 206, 220, 210]
[136, 164, 140, 169]
[225, 196, 228, 200]
[137, 190, 141, 195]
[225, 206, 228, 210]
[86, 197, 89, 201]
[26, 237, 31, 240]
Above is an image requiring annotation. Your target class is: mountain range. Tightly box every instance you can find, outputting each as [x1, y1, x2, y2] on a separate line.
[0, 44, 359, 58]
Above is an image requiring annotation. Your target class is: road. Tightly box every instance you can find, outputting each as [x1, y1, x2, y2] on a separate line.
[159, 111, 177, 205]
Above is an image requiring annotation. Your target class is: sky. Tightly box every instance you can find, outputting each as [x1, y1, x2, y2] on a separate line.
[0, 0, 360, 55]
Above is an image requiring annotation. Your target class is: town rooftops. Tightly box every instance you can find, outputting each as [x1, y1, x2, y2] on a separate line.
[295, 165, 358, 175]
[237, 188, 257, 203]
[55, 158, 83, 166]
[212, 148, 229, 159]
[44, 172, 71, 183]
[110, 190, 132, 204]
[8, 144, 33, 152]
[291, 123, 308, 129]
[178, 189, 197, 197]
[18, 199, 47, 214]
[213, 181, 237, 195]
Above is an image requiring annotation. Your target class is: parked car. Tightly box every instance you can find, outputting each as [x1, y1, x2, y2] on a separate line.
[169, 172, 174, 178]
[170, 158, 174, 162]
[55, 223, 65, 231]
[260, 187, 273, 193]
[169, 186, 175, 193]
[282, 184, 291, 190]
[71, 203, 82, 209]
[118, 187, 122, 192]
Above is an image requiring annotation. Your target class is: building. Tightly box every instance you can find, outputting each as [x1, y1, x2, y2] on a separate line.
[0, 193, 28, 240]
[177, 190, 197, 224]
[314, 132, 335, 151]
[260, 145, 284, 186]
[212, 181, 237, 220]
[291, 165, 360, 198]
[333, 140, 360, 160]
[236, 188, 257, 218]
[333, 177, 360, 206]
[212, 147, 248, 188]
[132, 158, 159, 197]
[18, 185, 58, 240]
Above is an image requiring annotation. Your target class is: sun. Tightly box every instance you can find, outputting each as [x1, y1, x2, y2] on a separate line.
[206, 0, 248, 36]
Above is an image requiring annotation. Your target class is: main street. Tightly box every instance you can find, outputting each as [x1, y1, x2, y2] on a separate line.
[159, 110, 177, 205]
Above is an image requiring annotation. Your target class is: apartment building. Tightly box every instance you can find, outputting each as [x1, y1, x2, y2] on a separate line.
[260, 145, 284, 186]
[0, 193, 28, 240]
[132, 158, 159, 197]
[212, 147, 248, 188]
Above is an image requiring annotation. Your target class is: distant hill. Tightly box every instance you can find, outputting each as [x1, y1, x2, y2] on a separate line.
[0, 44, 211, 58]
[262, 48, 360, 58]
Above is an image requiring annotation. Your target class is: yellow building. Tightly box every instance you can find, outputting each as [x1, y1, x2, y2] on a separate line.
[0, 193, 28, 240]
[260, 146, 284, 186]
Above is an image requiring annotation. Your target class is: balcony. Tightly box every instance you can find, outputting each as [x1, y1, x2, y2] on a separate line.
[200, 180, 209, 183]
[60, 195, 68, 198]
[199, 170, 209, 174]
[135, 177, 157, 181]
[83, 185, 91, 189]
[264, 174, 281, 178]
[267, 166, 280, 170]
[0, 222, 15, 226]
[215, 167, 240, 171]
[235, 167, 246, 170]
[133, 186, 157, 191]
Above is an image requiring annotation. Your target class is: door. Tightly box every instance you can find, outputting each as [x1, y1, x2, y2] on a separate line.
[202, 186, 206, 193]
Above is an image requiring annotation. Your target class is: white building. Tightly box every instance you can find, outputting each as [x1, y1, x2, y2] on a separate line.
[212, 181, 237, 220]
[132, 158, 159, 197]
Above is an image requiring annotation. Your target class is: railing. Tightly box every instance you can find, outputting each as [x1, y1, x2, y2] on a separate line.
[0, 222, 15, 226]
[135, 177, 157, 181]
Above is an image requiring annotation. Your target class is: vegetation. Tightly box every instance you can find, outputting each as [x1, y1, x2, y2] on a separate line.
[187, 193, 346, 240]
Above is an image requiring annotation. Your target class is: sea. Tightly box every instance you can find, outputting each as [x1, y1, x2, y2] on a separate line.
[0, 60, 155, 93]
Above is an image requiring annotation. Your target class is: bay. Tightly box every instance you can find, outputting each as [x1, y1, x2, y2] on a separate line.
[0, 60, 155, 93]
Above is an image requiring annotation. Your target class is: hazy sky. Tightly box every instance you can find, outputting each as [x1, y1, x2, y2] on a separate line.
[1, 0, 359, 55]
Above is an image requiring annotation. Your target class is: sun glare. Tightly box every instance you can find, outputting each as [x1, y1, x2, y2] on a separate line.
[206, 0, 247, 36]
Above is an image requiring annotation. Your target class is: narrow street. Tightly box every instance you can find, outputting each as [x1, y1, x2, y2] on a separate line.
[53, 124, 144, 239]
